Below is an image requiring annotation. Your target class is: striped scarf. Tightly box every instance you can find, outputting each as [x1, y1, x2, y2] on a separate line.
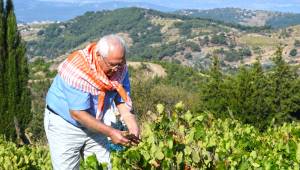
[58, 42, 132, 119]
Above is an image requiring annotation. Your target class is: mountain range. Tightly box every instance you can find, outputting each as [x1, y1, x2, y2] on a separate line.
[175, 8, 300, 28]
[16, 0, 300, 29]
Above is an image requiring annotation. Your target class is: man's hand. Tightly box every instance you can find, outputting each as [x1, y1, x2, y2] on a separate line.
[122, 131, 141, 145]
[116, 103, 140, 139]
[124, 114, 140, 138]
[109, 129, 130, 146]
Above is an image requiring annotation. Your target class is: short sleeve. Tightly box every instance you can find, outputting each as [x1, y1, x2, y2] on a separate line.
[63, 82, 91, 111]
[115, 70, 131, 105]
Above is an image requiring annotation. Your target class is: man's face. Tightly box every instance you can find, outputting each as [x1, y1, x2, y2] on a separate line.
[101, 55, 126, 77]
[97, 48, 126, 77]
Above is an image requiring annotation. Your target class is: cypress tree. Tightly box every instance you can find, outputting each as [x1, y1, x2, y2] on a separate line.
[231, 59, 271, 130]
[201, 55, 227, 115]
[248, 59, 271, 128]
[17, 39, 31, 135]
[230, 66, 252, 117]
[268, 47, 299, 123]
[6, 0, 18, 138]
[0, 0, 6, 136]
[4, 0, 31, 141]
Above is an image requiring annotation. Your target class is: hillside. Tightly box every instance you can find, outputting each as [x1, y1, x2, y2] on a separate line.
[22, 7, 300, 70]
[175, 8, 300, 28]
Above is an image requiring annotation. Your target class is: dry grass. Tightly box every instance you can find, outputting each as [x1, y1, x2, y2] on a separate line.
[150, 17, 183, 43]
[127, 61, 166, 78]
[238, 34, 281, 47]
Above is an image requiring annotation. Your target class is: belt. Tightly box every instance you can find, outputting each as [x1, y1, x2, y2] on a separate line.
[46, 105, 59, 115]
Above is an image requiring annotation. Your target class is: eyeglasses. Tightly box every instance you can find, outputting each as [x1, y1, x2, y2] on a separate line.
[97, 52, 125, 71]
[102, 57, 125, 70]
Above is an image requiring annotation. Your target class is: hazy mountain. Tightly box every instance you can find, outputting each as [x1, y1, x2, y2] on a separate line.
[15, 0, 174, 23]
[175, 8, 300, 28]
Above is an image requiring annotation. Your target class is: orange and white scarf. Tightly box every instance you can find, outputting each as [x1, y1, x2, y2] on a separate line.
[58, 42, 132, 119]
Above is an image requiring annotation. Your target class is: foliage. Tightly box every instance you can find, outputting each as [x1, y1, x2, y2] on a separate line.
[224, 48, 241, 62]
[0, 136, 51, 169]
[2, 103, 300, 169]
[290, 48, 297, 57]
[238, 47, 252, 57]
[200, 56, 228, 115]
[0, 0, 5, 115]
[110, 103, 300, 169]
[158, 62, 202, 91]
[184, 52, 192, 59]
[27, 79, 51, 143]
[0, 0, 31, 141]
[27, 8, 164, 59]
[210, 32, 227, 45]
[185, 41, 201, 52]
[130, 61, 203, 117]
[295, 39, 300, 47]
[201, 48, 300, 130]
[268, 48, 300, 122]
[80, 154, 108, 170]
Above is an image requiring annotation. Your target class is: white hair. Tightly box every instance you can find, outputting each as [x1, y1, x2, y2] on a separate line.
[96, 34, 127, 58]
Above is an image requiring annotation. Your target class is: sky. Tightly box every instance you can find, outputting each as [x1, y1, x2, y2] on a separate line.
[37, 0, 300, 13]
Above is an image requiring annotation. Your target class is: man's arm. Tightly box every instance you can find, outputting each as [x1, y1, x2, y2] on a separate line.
[116, 103, 140, 138]
[70, 110, 129, 145]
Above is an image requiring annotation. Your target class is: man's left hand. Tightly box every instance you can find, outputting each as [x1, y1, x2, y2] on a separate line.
[117, 103, 140, 139]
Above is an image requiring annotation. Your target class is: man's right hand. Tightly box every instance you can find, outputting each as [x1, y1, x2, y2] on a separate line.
[109, 129, 130, 146]
[70, 110, 130, 146]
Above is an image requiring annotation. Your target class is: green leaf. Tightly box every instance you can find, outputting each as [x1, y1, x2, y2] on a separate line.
[192, 151, 200, 163]
[175, 101, 184, 110]
[184, 111, 192, 122]
[156, 104, 164, 114]
[155, 150, 164, 160]
[85, 154, 100, 169]
[179, 125, 185, 135]
[296, 143, 300, 163]
[185, 128, 195, 144]
[252, 162, 260, 168]
[176, 152, 183, 164]
[150, 145, 158, 156]
[250, 151, 257, 159]
[167, 138, 173, 149]
[141, 150, 150, 161]
[184, 146, 192, 156]
[127, 150, 141, 163]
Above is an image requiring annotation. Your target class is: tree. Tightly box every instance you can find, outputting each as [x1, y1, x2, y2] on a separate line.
[289, 48, 297, 57]
[228, 59, 271, 130]
[201, 55, 227, 115]
[203, 35, 209, 46]
[210, 33, 227, 45]
[294, 39, 300, 47]
[0, 0, 6, 128]
[1, 0, 31, 142]
[268, 47, 300, 123]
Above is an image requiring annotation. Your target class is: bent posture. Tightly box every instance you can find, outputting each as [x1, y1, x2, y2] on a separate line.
[44, 35, 139, 170]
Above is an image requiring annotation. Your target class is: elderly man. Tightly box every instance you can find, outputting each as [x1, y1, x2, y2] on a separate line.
[44, 34, 139, 169]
